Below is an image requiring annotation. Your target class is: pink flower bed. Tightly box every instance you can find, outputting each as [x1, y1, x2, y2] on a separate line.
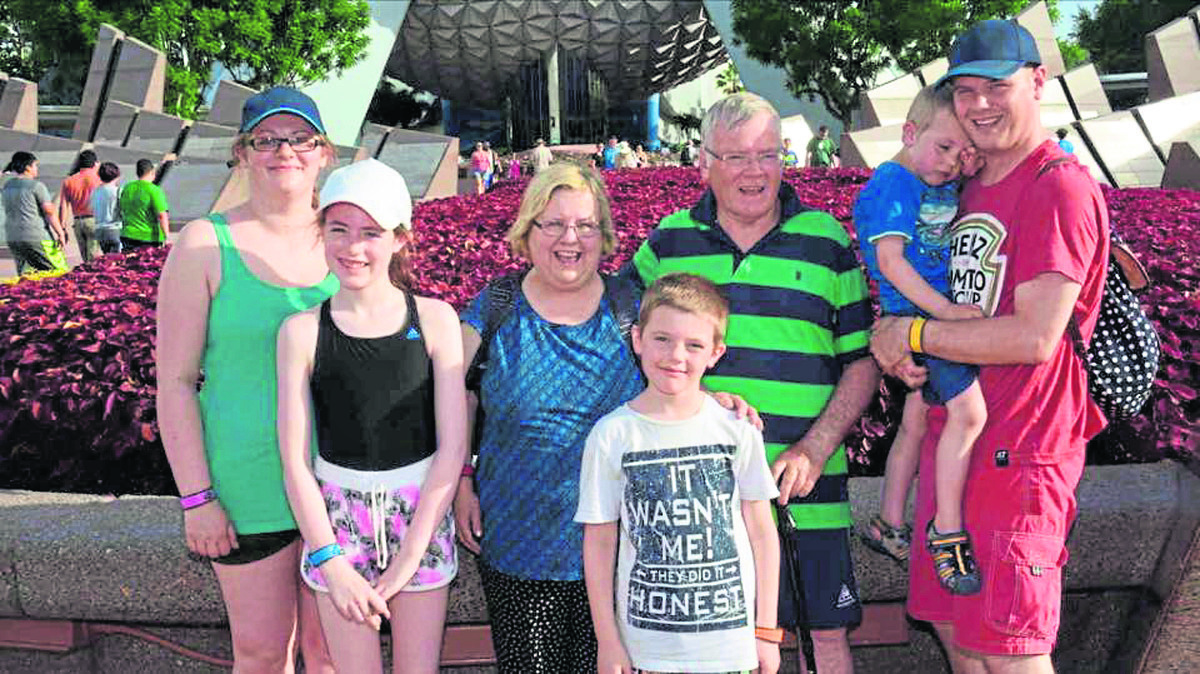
[0, 167, 1195, 494]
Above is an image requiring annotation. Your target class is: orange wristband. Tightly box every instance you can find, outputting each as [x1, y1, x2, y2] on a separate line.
[909, 317, 927, 354]
[754, 626, 784, 644]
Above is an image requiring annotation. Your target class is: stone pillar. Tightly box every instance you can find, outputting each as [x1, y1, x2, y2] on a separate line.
[301, 0, 411, 147]
[545, 45, 561, 145]
[646, 94, 661, 150]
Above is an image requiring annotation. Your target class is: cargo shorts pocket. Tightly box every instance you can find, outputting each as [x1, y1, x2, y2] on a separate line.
[985, 531, 1066, 639]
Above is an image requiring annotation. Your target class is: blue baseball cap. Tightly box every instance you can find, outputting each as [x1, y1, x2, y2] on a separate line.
[935, 19, 1042, 88]
[240, 86, 326, 134]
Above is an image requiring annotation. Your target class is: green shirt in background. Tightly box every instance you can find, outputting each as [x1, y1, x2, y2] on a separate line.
[807, 136, 836, 167]
[118, 180, 170, 243]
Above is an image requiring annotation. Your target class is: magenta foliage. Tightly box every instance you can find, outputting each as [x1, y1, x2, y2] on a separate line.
[0, 167, 1195, 494]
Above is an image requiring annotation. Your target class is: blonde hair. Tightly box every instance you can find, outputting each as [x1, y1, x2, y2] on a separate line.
[701, 92, 782, 149]
[506, 163, 617, 259]
[638, 273, 730, 343]
[906, 86, 956, 135]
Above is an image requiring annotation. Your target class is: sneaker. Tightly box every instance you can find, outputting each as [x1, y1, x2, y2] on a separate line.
[858, 514, 911, 563]
[926, 521, 982, 595]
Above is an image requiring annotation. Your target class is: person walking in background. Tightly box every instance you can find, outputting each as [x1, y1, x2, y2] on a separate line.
[532, 138, 553, 174]
[156, 86, 338, 674]
[634, 143, 649, 167]
[806, 125, 838, 167]
[484, 141, 499, 190]
[277, 159, 466, 673]
[508, 153, 522, 180]
[90, 161, 123, 254]
[782, 138, 800, 168]
[603, 136, 619, 169]
[470, 142, 490, 195]
[59, 149, 102, 262]
[871, 20, 1109, 673]
[577, 273, 782, 674]
[623, 92, 879, 674]
[2, 151, 69, 274]
[119, 159, 170, 250]
[1056, 128, 1074, 154]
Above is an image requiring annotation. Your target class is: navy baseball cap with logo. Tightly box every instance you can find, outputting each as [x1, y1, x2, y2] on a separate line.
[240, 86, 326, 134]
[935, 19, 1042, 88]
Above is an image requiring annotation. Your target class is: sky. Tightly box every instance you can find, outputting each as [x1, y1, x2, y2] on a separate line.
[1056, 0, 1102, 40]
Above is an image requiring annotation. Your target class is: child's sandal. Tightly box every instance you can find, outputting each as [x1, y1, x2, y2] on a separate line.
[926, 521, 982, 596]
[858, 514, 912, 563]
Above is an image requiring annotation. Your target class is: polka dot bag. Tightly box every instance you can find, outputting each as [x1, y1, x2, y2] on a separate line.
[1067, 234, 1160, 421]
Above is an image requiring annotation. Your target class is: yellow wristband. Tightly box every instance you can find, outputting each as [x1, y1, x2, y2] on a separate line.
[909, 317, 927, 354]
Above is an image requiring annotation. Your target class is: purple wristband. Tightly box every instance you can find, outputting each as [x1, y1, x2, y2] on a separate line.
[179, 488, 217, 510]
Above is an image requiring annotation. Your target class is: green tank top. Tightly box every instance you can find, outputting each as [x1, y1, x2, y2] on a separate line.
[196, 213, 338, 534]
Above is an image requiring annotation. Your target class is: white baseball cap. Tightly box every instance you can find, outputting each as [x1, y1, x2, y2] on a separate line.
[319, 158, 412, 231]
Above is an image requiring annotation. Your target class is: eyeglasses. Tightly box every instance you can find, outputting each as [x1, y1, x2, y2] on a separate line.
[245, 134, 324, 153]
[704, 147, 784, 169]
[532, 220, 601, 239]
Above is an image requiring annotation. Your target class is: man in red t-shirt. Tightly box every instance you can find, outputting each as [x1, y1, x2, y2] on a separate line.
[58, 150, 103, 262]
[871, 20, 1109, 672]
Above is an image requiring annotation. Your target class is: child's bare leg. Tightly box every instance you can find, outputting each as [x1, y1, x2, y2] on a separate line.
[881, 390, 927, 527]
[933, 380, 987, 533]
[388, 587, 449, 674]
[314, 591, 385, 672]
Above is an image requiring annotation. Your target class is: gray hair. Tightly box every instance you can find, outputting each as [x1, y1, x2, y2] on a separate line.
[701, 92, 782, 148]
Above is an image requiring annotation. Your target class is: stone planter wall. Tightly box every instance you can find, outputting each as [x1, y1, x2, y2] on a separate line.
[1, 461, 1196, 673]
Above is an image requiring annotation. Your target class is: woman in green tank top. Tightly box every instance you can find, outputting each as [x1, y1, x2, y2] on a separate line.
[156, 87, 338, 673]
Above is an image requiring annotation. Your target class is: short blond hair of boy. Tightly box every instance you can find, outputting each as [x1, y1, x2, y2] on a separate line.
[906, 85, 955, 135]
[638, 272, 730, 343]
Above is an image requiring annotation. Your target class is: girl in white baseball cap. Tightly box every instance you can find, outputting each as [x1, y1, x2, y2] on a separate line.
[277, 158, 468, 672]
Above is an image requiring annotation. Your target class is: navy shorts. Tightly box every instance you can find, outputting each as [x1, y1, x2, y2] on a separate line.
[890, 309, 978, 406]
[913, 352, 978, 406]
[778, 525, 862, 630]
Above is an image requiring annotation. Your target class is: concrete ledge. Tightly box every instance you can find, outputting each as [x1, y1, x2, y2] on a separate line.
[0, 461, 1194, 672]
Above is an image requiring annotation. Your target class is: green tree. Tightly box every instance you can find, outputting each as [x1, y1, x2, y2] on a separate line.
[1057, 38, 1089, 70]
[716, 60, 745, 95]
[729, 0, 1051, 130]
[0, 0, 370, 119]
[1074, 0, 1195, 74]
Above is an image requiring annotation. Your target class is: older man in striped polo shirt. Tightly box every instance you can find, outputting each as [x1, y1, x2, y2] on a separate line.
[622, 92, 879, 674]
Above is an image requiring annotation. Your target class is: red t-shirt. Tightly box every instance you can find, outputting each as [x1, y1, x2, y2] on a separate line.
[929, 140, 1109, 463]
[60, 167, 102, 217]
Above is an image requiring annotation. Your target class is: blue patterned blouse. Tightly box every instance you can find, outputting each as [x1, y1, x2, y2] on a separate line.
[461, 282, 644, 580]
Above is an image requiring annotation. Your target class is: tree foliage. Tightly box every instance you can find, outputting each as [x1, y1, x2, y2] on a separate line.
[0, 0, 371, 118]
[716, 61, 745, 95]
[1074, 0, 1196, 74]
[1057, 38, 1089, 71]
[729, 0, 1051, 130]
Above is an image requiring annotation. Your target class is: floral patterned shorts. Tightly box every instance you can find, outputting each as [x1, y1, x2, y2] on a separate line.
[301, 455, 457, 593]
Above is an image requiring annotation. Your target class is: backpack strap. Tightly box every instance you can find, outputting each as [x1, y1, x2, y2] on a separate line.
[602, 273, 638, 343]
[1036, 156, 1094, 359]
[466, 269, 526, 392]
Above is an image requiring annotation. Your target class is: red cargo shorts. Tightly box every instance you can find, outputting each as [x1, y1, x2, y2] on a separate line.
[907, 436, 1086, 656]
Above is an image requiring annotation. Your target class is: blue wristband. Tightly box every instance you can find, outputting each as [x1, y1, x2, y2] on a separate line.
[307, 543, 343, 568]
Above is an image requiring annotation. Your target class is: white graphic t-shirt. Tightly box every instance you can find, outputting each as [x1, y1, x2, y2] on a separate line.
[576, 396, 779, 672]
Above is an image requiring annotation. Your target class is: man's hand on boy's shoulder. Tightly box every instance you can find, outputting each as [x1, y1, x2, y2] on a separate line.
[708, 390, 764, 431]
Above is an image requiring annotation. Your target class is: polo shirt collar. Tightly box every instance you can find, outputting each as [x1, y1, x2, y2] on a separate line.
[689, 181, 810, 229]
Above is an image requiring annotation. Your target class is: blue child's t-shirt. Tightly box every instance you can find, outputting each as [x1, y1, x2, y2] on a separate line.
[853, 161, 959, 314]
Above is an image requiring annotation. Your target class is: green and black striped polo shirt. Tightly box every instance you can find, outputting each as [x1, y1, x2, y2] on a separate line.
[624, 184, 873, 529]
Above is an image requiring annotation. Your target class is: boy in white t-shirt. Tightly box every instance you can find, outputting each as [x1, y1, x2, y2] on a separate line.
[576, 273, 782, 674]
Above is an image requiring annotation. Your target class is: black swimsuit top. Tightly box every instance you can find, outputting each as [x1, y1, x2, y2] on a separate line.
[310, 292, 437, 471]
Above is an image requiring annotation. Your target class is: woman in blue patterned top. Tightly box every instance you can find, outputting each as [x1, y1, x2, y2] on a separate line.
[454, 164, 642, 673]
